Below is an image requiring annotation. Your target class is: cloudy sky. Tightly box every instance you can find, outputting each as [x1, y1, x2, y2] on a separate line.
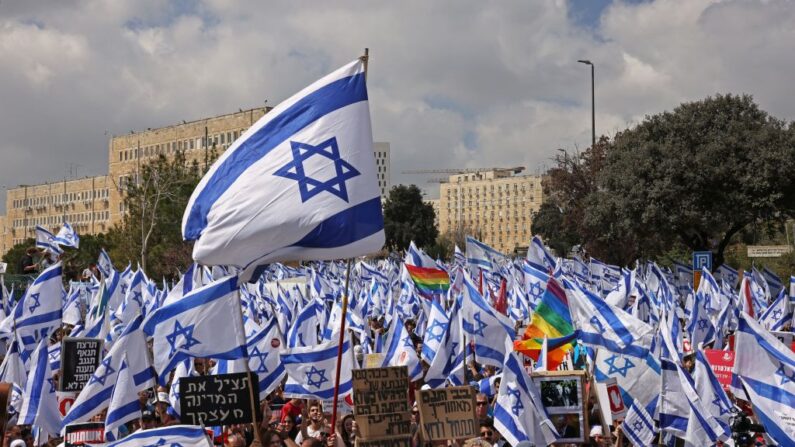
[1, 0, 793, 208]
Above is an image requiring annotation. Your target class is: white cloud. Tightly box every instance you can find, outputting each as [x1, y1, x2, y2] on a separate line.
[0, 0, 793, 210]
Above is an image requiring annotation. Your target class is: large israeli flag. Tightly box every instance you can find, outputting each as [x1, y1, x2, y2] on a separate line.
[182, 59, 384, 276]
[142, 275, 248, 385]
[732, 312, 795, 445]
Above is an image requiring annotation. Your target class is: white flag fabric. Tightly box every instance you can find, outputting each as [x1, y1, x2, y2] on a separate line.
[460, 273, 515, 367]
[563, 277, 654, 358]
[54, 222, 80, 248]
[280, 335, 353, 400]
[0, 339, 26, 415]
[732, 312, 795, 445]
[93, 425, 211, 447]
[421, 299, 449, 365]
[104, 354, 140, 440]
[18, 339, 61, 437]
[380, 313, 423, 380]
[62, 316, 156, 429]
[35, 225, 63, 255]
[182, 59, 384, 277]
[247, 318, 287, 400]
[494, 351, 558, 446]
[142, 275, 248, 385]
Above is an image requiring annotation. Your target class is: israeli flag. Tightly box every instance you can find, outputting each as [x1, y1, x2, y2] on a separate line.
[465, 236, 507, 272]
[19, 339, 61, 437]
[35, 225, 63, 255]
[0, 339, 26, 415]
[54, 222, 79, 249]
[425, 297, 465, 389]
[98, 248, 114, 279]
[562, 277, 654, 358]
[732, 312, 795, 445]
[493, 351, 558, 446]
[759, 289, 791, 331]
[183, 59, 384, 277]
[280, 335, 353, 400]
[689, 349, 732, 443]
[526, 235, 557, 272]
[622, 399, 657, 447]
[460, 273, 515, 367]
[7, 263, 63, 346]
[247, 318, 287, 400]
[169, 360, 197, 418]
[421, 299, 449, 365]
[287, 299, 322, 348]
[98, 425, 211, 447]
[62, 316, 156, 429]
[105, 354, 141, 440]
[380, 313, 422, 380]
[143, 275, 248, 385]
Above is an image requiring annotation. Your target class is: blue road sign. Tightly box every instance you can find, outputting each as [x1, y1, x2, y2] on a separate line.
[692, 251, 712, 271]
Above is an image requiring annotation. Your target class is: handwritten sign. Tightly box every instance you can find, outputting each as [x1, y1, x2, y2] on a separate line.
[355, 437, 412, 447]
[64, 422, 105, 447]
[417, 386, 478, 441]
[60, 338, 103, 392]
[703, 349, 735, 386]
[179, 372, 260, 425]
[352, 366, 411, 441]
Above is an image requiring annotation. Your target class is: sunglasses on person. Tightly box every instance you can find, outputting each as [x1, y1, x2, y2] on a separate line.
[480, 430, 493, 437]
[476, 401, 488, 406]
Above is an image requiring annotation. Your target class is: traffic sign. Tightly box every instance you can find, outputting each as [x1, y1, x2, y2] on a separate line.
[692, 251, 712, 271]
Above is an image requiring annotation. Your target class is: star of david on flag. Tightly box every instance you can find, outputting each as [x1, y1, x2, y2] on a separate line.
[182, 58, 384, 278]
[143, 275, 248, 385]
[97, 425, 211, 447]
[280, 335, 353, 400]
[274, 137, 361, 203]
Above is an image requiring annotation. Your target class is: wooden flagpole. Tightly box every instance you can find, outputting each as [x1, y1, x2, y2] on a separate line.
[330, 258, 354, 434]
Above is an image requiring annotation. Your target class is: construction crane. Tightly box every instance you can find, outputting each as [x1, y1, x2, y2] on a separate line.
[402, 166, 525, 175]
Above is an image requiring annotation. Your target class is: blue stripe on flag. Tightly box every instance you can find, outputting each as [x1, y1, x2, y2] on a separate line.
[142, 276, 237, 334]
[184, 72, 368, 239]
[291, 197, 383, 249]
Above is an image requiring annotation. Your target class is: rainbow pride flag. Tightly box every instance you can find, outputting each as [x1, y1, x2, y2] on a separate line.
[514, 276, 574, 369]
[405, 264, 450, 298]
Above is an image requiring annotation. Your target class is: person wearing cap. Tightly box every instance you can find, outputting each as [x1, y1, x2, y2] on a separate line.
[8, 439, 25, 447]
[151, 391, 179, 426]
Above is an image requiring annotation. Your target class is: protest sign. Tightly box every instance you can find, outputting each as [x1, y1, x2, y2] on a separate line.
[354, 437, 412, 447]
[417, 385, 478, 442]
[179, 372, 260, 426]
[64, 422, 105, 447]
[703, 349, 735, 386]
[60, 338, 103, 392]
[533, 370, 588, 444]
[352, 366, 411, 441]
[364, 353, 384, 368]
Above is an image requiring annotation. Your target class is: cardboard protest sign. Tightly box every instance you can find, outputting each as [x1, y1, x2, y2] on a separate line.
[60, 338, 103, 392]
[64, 422, 105, 447]
[354, 437, 412, 447]
[703, 349, 735, 386]
[179, 372, 260, 426]
[352, 366, 411, 441]
[417, 386, 478, 441]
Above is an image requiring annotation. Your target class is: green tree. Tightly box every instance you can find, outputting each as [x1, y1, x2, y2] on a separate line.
[2, 238, 36, 274]
[585, 94, 795, 267]
[107, 150, 202, 279]
[383, 184, 438, 251]
[60, 233, 112, 281]
[530, 201, 578, 257]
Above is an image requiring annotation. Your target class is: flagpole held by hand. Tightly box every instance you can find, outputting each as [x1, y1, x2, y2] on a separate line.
[330, 258, 353, 434]
[232, 286, 263, 445]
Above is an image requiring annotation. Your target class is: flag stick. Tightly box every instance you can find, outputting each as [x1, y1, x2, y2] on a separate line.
[330, 258, 353, 434]
[232, 287, 263, 445]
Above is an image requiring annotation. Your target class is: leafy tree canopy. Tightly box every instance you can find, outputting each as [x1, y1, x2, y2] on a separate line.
[107, 150, 202, 280]
[549, 94, 795, 267]
[383, 184, 438, 251]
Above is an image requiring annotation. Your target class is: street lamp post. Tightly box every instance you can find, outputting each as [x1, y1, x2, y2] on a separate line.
[577, 59, 595, 149]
